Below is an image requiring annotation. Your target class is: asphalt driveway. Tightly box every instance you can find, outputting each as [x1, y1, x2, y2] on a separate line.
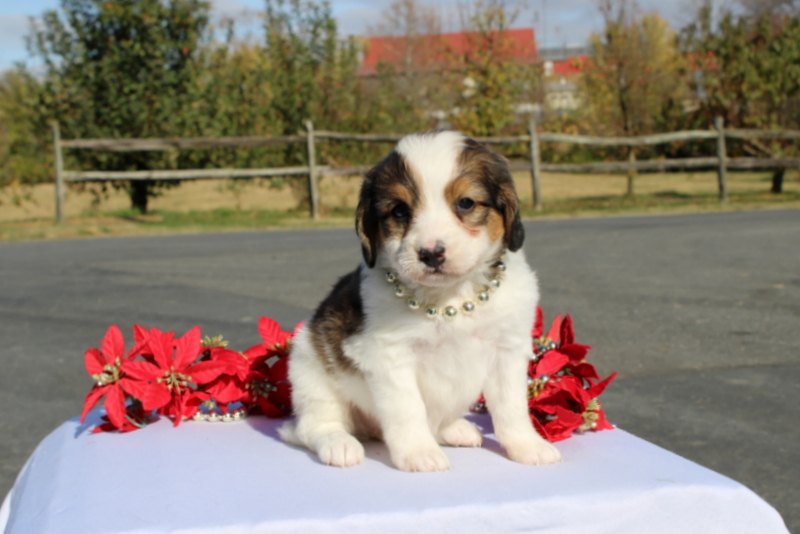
[1, 209, 797, 531]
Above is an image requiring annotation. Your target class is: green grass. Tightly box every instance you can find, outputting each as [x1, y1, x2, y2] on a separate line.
[109, 207, 305, 228]
[1, 190, 798, 242]
[521, 189, 800, 218]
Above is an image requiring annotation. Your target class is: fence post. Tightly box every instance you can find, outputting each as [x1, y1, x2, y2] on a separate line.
[304, 119, 320, 220]
[713, 116, 729, 203]
[51, 122, 65, 224]
[626, 148, 636, 197]
[527, 117, 542, 211]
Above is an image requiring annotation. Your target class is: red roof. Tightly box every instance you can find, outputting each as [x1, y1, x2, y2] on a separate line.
[550, 56, 588, 77]
[358, 27, 538, 76]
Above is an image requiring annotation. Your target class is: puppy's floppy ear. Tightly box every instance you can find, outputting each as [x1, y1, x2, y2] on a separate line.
[498, 176, 525, 252]
[356, 169, 380, 268]
[469, 140, 525, 252]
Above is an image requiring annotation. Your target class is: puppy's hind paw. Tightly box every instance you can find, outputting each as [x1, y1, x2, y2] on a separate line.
[393, 445, 451, 472]
[315, 432, 365, 468]
[439, 418, 483, 448]
[505, 439, 562, 466]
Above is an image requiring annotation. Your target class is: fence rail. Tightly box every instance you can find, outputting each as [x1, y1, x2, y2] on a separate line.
[51, 118, 800, 223]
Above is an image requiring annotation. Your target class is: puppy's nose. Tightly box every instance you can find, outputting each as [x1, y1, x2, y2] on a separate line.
[418, 245, 446, 269]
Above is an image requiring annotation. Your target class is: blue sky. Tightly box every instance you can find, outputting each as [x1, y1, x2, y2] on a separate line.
[0, 0, 707, 72]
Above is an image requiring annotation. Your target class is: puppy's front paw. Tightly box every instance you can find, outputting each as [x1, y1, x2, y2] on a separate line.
[393, 445, 451, 472]
[504, 438, 562, 466]
[439, 418, 483, 448]
[315, 432, 365, 467]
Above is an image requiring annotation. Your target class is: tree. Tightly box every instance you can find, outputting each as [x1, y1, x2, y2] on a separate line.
[28, 0, 210, 213]
[366, 0, 445, 128]
[681, 2, 800, 130]
[681, 2, 800, 191]
[263, 0, 360, 139]
[581, 1, 686, 137]
[739, 0, 799, 16]
[0, 67, 50, 203]
[446, 0, 539, 137]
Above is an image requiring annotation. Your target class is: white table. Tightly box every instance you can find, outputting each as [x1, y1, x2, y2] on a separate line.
[1, 410, 788, 534]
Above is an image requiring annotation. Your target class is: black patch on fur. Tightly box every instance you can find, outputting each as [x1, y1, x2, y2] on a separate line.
[308, 265, 364, 374]
[356, 150, 420, 267]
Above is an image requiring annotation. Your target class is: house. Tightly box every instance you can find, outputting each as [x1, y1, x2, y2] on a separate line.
[357, 28, 538, 77]
[539, 46, 589, 114]
[357, 29, 589, 119]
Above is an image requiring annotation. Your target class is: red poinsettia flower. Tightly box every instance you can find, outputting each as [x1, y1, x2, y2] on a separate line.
[243, 352, 292, 417]
[90, 400, 159, 434]
[200, 347, 250, 408]
[248, 317, 294, 357]
[80, 325, 151, 429]
[532, 310, 592, 368]
[205, 344, 292, 417]
[202, 316, 295, 417]
[527, 307, 617, 442]
[122, 327, 237, 426]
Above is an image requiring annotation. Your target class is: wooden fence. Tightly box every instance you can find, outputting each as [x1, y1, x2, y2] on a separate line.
[52, 118, 800, 223]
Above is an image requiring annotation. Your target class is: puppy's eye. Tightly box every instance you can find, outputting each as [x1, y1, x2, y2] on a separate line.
[457, 198, 476, 212]
[391, 203, 410, 220]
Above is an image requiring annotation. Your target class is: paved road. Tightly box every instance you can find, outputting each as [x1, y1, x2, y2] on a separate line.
[1, 209, 798, 532]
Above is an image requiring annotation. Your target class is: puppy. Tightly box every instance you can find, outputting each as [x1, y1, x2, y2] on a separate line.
[280, 131, 561, 471]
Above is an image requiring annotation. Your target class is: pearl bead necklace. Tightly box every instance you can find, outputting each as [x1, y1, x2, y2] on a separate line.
[191, 407, 247, 422]
[385, 252, 507, 320]
[191, 400, 248, 422]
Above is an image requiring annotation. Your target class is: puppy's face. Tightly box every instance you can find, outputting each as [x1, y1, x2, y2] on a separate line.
[356, 131, 524, 286]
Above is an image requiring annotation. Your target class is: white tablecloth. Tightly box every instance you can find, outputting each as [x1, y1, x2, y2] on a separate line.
[1, 410, 788, 534]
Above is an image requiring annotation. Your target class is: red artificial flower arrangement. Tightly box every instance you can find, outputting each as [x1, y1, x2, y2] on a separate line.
[80, 317, 295, 433]
[81, 308, 616, 442]
[472, 307, 617, 442]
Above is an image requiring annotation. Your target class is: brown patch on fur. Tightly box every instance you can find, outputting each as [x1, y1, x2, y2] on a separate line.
[308, 266, 364, 374]
[450, 139, 525, 250]
[485, 209, 505, 243]
[444, 174, 491, 235]
[356, 150, 421, 267]
[386, 182, 417, 213]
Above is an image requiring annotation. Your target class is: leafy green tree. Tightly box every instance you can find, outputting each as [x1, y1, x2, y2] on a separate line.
[179, 28, 285, 170]
[681, 2, 800, 191]
[681, 3, 800, 130]
[446, 0, 539, 137]
[365, 0, 444, 131]
[0, 67, 50, 201]
[581, 1, 686, 137]
[28, 0, 210, 213]
[260, 0, 374, 207]
[263, 0, 360, 138]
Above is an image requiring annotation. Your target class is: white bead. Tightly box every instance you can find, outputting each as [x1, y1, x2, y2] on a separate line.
[207, 413, 219, 422]
[192, 412, 204, 421]
[477, 291, 490, 303]
[407, 297, 420, 310]
[489, 278, 501, 289]
[222, 413, 233, 423]
[462, 301, 475, 314]
[496, 261, 507, 272]
[425, 307, 439, 318]
[443, 306, 457, 319]
[394, 284, 406, 297]
[385, 272, 397, 283]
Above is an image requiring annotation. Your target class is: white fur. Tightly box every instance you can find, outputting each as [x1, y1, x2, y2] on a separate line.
[280, 132, 561, 471]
